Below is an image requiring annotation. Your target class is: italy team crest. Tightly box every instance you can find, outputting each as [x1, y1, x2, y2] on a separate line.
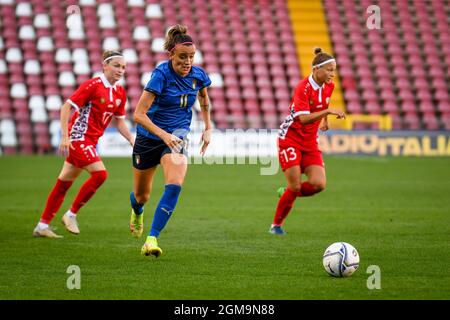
[192, 79, 197, 89]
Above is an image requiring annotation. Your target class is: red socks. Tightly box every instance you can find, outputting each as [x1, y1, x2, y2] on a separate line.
[299, 182, 319, 197]
[70, 170, 108, 213]
[40, 179, 73, 224]
[272, 182, 321, 226]
[273, 188, 298, 226]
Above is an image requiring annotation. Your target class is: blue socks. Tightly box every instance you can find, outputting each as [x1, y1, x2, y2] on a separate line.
[130, 192, 144, 215]
[150, 184, 182, 237]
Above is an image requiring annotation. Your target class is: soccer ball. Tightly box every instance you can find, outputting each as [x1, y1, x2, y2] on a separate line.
[323, 242, 360, 277]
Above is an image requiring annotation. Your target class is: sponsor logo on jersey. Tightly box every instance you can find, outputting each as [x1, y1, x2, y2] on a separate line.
[107, 104, 114, 108]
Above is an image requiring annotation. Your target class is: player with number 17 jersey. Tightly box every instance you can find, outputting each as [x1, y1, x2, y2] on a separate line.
[67, 74, 127, 146]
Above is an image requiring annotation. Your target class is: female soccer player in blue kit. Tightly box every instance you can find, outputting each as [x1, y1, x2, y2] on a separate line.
[129, 25, 212, 257]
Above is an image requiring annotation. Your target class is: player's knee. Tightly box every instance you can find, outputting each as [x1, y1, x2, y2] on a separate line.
[135, 192, 150, 204]
[91, 170, 108, 188]
[288, 184, 302, 193]
[311, 181, 326, 192]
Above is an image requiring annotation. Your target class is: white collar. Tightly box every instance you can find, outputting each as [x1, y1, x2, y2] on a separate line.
[308, 74, 324, 91]
[100, 74, 117, 90]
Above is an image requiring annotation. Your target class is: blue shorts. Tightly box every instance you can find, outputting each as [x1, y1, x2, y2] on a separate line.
[132, 132, 188, 170]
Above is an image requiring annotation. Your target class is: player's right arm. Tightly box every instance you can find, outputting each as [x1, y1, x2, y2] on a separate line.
[298, 109, 345, 124]
[133, 91, 183, 149]
[291, 82, 345, 124]
[59, 102, 72, 157]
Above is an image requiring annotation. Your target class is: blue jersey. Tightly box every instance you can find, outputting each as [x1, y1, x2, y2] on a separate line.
[138, 61, 211, 140]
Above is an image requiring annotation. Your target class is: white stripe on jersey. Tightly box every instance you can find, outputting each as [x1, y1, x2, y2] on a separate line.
[67, 99, 80, 111]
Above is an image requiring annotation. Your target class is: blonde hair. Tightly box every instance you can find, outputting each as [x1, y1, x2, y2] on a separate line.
[102, 50, 123, 64]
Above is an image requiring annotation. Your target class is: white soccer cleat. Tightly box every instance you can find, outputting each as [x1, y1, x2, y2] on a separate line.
[62, 214, 80, 234]
[33, 227, 63, 238]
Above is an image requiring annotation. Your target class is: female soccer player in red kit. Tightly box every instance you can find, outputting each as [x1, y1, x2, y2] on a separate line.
[269, 48, 346, 235]
[33, 51, 134, 238]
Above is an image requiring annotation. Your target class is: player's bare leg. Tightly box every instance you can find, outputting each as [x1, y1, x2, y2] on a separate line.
[303, 165, 326, 195]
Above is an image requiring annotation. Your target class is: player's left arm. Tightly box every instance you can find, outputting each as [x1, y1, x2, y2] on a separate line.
[319, 115, 329, 131]
[319, 85, 335, 131]
[115, 117, 135, 147]
[197, 86, 212, 156]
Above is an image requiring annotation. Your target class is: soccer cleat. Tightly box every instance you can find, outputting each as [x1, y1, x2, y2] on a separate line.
[61, 214, 80, 234]
[129, 210, 144, 238]
[33, 227, 63, 238]
[141, 236, 162, 258]
[277, 187, 286, 198]
[269, 225, 286, 235]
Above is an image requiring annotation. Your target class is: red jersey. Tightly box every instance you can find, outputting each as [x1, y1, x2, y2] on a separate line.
[278, 74, 334, 151]
[66, 74, 126, 145]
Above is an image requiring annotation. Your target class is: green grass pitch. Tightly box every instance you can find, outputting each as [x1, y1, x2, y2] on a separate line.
[0, 155, 449, 299]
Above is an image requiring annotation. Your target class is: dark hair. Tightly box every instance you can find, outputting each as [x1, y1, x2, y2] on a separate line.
[102, 50, 123, 63]
[312, 47, 334, 67]
[164, 24, 194, 52]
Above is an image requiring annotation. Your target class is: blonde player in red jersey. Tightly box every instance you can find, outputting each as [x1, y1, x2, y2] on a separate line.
[33, 51, 134, 238]
[269, 48, 346, 235]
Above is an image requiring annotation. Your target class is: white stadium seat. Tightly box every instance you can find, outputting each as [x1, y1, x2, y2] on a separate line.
[133, 26, 151, 41]
[30, 104, 48, 123]
[55, 48, 72, 63]
[24, 60, 41, 75]
[145, 4, 163, 18]
[58, 71, 76, 87]
[209, 72, 224, 88]
[194, 49, 203, 65]
[37, 37, 54, 51]
[49, 120, 60, 135]
[50, 119, 61, 148]
[103, 37, 120, 51]
[10, 83, 28, 99]
[141, 72, 151, 86]
[0, 59, 8, 74]
[68, 27, 85, 40]
[74, 61, 90, 75]
[34, 14, 51, 28]
[128, 0, 145, 7]
[16, 2, 32, 17]
[1, 133, 17, 147]
[151, 38, 165, 53]
[99, 15, 116, 29]
[72, 48, 89, 62]
[123, 48, 138, 64]
[29, 95, 46, 110]
[79, 0, 96, 5]
[0, 119, 16, 134]
[46, 95, 62, 111]
[97, 3, 114, 16]
[19, 25, 36, 40]
[6, 48, 23, 63]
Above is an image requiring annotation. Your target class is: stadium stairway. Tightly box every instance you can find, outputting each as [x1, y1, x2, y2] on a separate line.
[287, 0, 346, 129]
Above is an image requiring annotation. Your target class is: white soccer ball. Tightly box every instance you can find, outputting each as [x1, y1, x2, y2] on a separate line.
[323, 242, 360, 277]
